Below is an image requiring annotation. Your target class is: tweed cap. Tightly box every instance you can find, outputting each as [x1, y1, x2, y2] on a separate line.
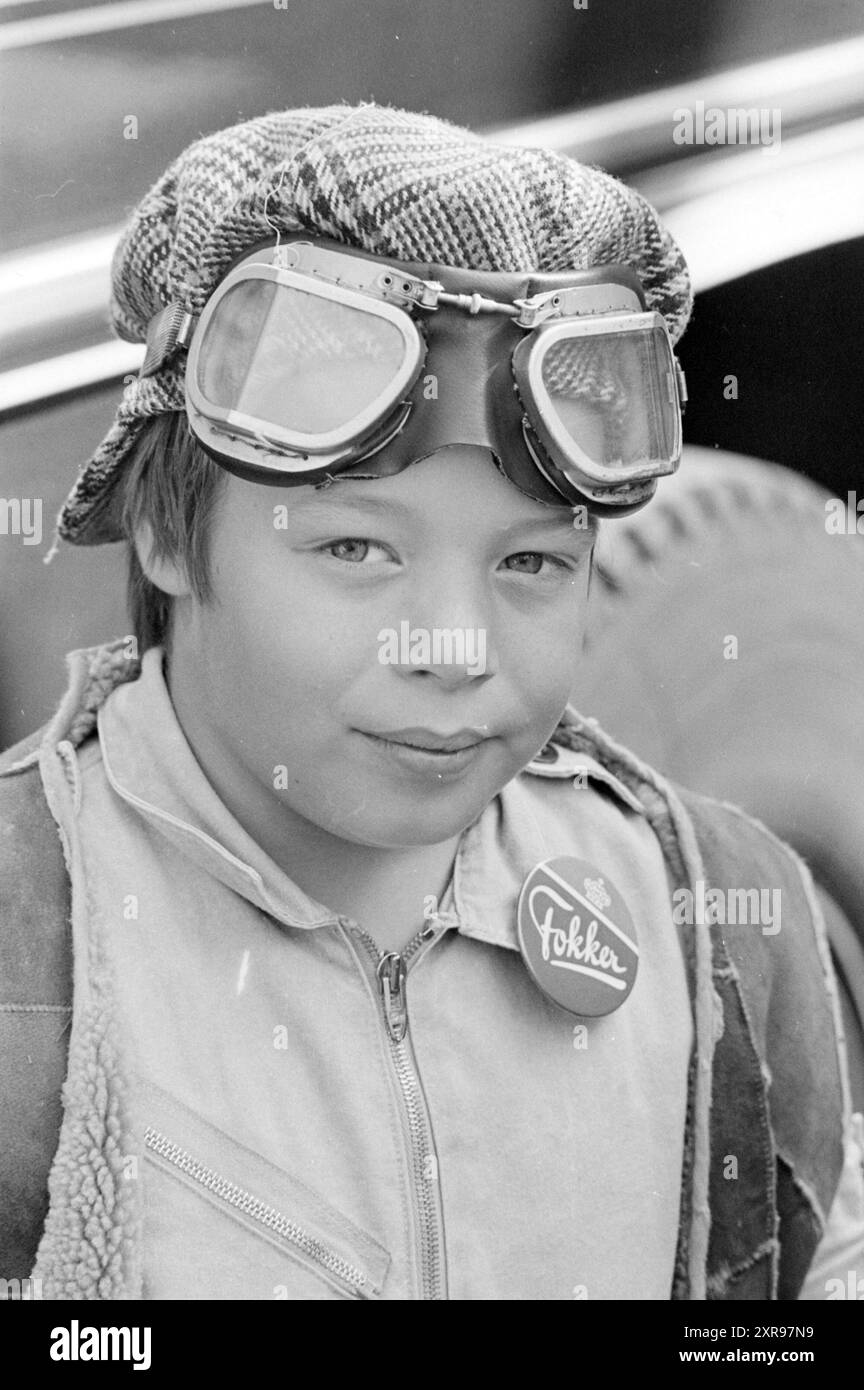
[50, 101, 692, 551]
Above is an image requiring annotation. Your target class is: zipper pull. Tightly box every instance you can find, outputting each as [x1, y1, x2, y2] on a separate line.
[376, 952, 408, 1043]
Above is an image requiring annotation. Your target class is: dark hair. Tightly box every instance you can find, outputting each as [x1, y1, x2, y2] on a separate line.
[119, 412, 228, 658]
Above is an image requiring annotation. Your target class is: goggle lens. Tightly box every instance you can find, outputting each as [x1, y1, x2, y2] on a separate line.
[195, 279, 410, 435]
[538, 325, 677, 477]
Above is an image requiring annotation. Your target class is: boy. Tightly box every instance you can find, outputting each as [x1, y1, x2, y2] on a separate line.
[1, 102, 862, 1300]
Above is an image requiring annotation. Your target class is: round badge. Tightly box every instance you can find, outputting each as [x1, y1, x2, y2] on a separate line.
[517, 856, 639, 1017]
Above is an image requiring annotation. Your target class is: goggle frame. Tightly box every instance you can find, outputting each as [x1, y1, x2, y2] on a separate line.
[142, 236, 687, 509]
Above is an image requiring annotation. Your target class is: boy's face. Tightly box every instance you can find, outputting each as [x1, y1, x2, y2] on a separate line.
[172, 445, 595, 849]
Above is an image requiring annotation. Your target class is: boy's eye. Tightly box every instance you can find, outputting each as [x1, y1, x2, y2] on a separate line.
[320, 538, 391, 564]
[503, 551, 568, 575]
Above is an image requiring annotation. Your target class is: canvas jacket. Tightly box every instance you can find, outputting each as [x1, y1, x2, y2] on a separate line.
[0, 637, 861, 1300]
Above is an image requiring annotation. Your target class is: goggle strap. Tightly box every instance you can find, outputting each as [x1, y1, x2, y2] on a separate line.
[141, 302, 197, 378]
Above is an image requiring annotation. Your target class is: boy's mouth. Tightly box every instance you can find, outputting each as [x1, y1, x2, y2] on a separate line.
[356, 727, 491, 778]
[362, 726, 489, 754]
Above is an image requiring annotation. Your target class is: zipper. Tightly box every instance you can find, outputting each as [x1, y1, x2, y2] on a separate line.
[144, 1128, 376, 1299]
[377, 951, 408, 1041]
[345, 918, 449, 1301]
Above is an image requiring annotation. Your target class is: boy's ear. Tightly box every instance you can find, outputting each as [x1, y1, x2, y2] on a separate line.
[132, 518, 192, 598]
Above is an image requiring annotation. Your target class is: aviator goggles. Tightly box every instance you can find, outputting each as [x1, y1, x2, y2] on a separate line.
[141, 234, 688, 514]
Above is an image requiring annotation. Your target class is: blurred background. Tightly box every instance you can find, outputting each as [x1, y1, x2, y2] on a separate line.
[1, 0, 863, 741]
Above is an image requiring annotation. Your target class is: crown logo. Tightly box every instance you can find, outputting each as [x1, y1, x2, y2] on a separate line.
[583, 876, 611, 911]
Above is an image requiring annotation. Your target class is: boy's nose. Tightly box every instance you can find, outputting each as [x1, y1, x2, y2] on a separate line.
[407, 657, 492, 691]
[387, 625, 497, 687]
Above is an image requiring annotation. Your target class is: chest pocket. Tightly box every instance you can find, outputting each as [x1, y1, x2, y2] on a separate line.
[138, 1080, 390, 1300]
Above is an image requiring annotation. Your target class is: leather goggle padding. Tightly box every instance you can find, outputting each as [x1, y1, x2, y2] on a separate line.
[328, 308, 569, 506]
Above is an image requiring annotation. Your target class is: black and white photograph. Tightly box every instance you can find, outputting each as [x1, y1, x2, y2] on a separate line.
[1, 0, 864, 1346]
